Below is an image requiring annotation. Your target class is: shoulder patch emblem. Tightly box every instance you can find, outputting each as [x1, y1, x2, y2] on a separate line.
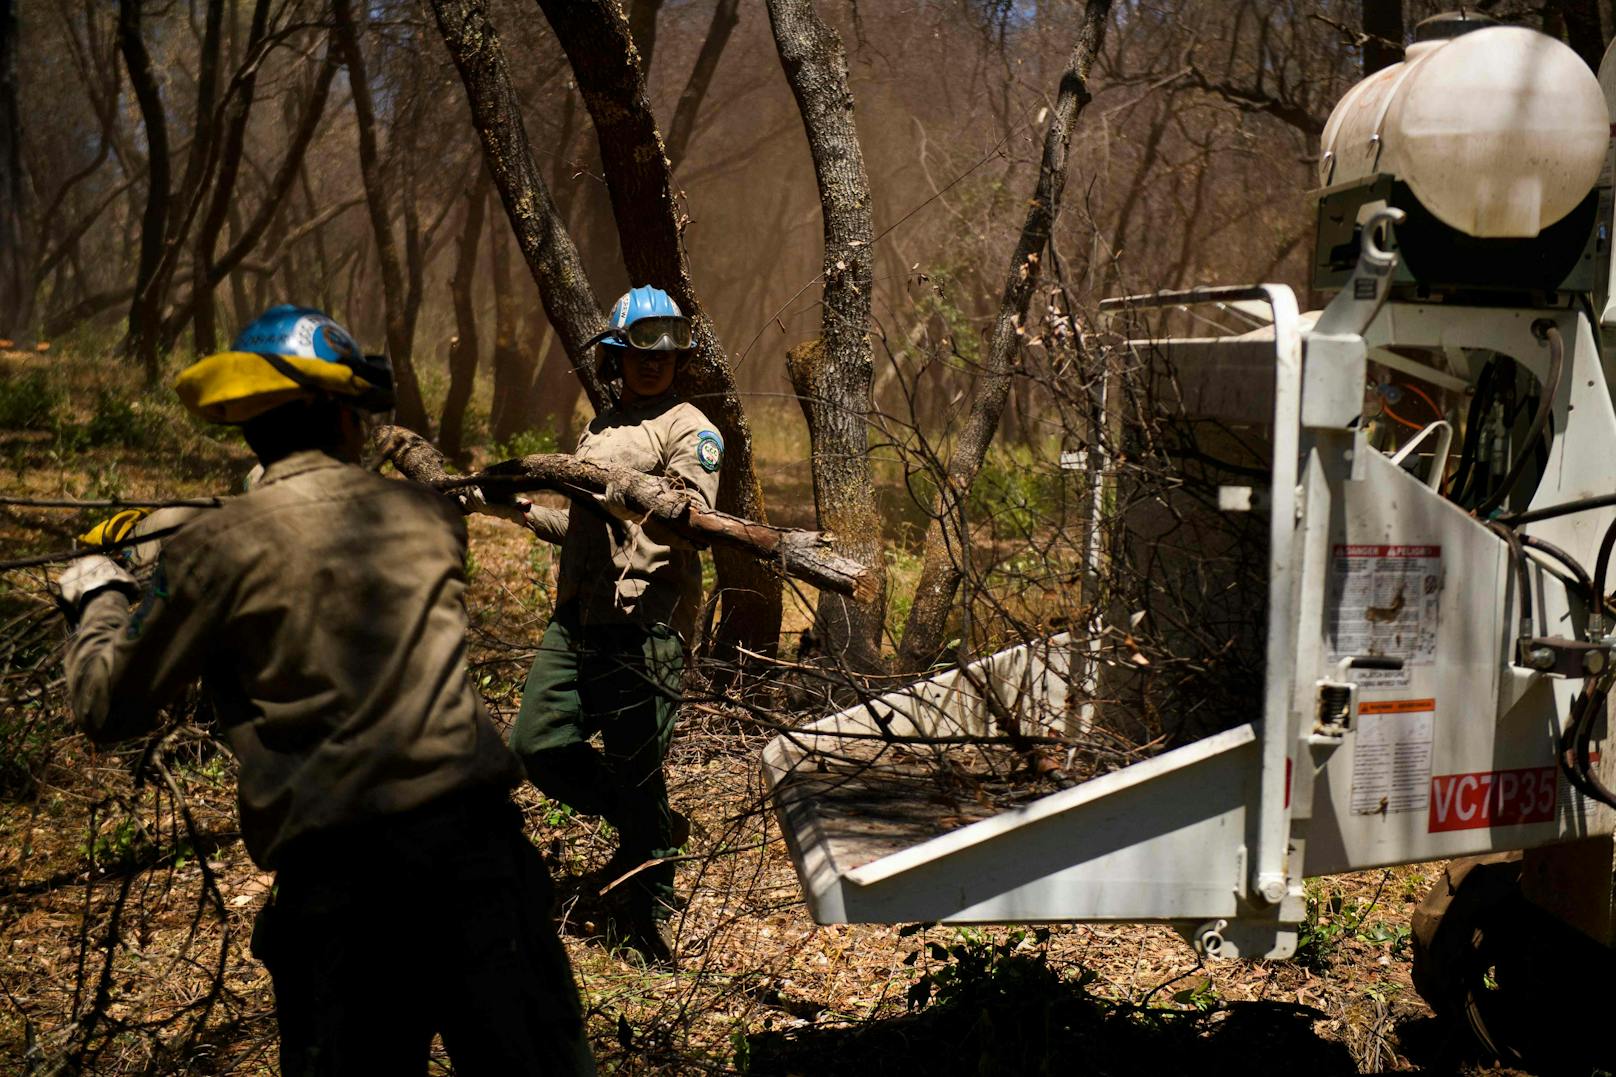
[695, 429, 724, 473]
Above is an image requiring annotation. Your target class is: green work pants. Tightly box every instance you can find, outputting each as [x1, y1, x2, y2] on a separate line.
[511, 607, 683, 914]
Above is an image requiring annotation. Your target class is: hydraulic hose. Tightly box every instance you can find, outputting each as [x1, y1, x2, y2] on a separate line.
[1591, 517, 1616, 637]
[1520, 534, 1593, 635]
[1488, 521, 1536, 643]
[1449, 356, 1496, 503]
[1476, 323, 1563, 516]
[1560, 680, 1616, 810]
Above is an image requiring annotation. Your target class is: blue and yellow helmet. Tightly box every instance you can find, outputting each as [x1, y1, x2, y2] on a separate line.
[174, 305, 395, 423]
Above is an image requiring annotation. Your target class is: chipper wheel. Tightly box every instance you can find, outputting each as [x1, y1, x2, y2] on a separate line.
[1412, 853, 1615, 1073]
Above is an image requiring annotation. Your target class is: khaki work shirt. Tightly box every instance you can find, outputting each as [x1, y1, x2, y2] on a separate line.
[66, 450, 518, 870]
[526, 396, 721, 639]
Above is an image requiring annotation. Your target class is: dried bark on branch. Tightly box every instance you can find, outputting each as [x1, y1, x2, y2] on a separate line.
[767, 0, 885, 672]
[896, 0, 1113, 673]
[371, 425, 878, 603]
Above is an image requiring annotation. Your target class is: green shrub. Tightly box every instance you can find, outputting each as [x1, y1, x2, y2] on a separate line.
[967, 444, 1065, 535]
[83, 389, 166, 450]
[492, 426, 559, 460]
[906, 928, 1070, 1013]
[1295, 880, 1411, 970]
[0, 370, 62, 430]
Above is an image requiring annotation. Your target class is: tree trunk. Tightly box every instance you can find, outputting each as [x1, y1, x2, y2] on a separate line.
[333, 0, 432, 434]
[165, 40, 338, 351]
[896, 0, 1112, 673]
[530, 324, 586, 446]
[767, 0, 885, 672]
[1363, 0, 1402, 75]
[191, 0, 271, 355]
[666, 0, 741, 170]
[440, 173, 488, 465]
[1554, 0, 1604, 70]
[426, 0, 610, 412]
[626, 0, 663, 72]
[487, 208, 532, 445]
[0, 0, 27, 341]
[1361, 0, 1402, 77]
[173, 0, 223, 243]
[117, 0, 170, 384]
[512, 91, 603, 446]
[536, 0, 782, 656]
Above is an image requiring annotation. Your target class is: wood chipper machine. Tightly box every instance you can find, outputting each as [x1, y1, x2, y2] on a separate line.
[764, 12, 1616, 1066]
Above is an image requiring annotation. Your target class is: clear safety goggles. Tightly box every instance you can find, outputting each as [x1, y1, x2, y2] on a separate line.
[620, 315, 692, 351]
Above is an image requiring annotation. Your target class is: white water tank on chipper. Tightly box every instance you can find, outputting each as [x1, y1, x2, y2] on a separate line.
[1314, 12, 1609, 296]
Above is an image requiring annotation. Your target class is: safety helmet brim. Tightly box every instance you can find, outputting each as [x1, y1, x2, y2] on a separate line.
[174, 351, 394, 424]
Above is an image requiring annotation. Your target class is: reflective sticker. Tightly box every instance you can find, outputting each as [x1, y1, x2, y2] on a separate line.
[695, 430, 723, 473]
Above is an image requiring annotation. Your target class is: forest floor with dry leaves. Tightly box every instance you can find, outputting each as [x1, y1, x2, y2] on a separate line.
[0, 349, 1525, 1075]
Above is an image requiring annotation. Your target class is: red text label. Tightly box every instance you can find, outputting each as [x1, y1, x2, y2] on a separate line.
[1428, 766, 1556, 832]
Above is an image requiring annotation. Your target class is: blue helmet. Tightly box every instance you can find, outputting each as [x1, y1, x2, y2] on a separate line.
[175, 304, 394, 423]
[595, 286, 692, 380]
[231, 305, 394, 411]
[232, 304, 363, 362]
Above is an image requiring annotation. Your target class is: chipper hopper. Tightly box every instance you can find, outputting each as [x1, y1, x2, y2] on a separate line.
[765, 11, 1616, 1066]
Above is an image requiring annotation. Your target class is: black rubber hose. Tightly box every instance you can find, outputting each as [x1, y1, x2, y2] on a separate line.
[1488, 522, 1536, 642]
[1593, 518, 1616, 633]
[1559, 686, 1606, 804]
[1519, 534, 1593, 624]
[1563, 682, 1616, 810]
[1501, 491, 1616, 527]
[1449, 356, 1496, 504]
[1476, 324, 1563, 516]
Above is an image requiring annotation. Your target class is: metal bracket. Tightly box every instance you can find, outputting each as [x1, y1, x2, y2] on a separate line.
[1313, 206, 1406, 338]
[1517, 636, 1612, 678]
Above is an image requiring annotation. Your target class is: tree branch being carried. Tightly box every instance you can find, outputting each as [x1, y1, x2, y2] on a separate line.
[371, 426, 879, 604]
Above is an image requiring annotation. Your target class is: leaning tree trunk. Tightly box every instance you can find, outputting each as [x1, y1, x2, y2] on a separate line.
[427, 0, 609, 414]
[486, 204, 532, 445]
[537, 0, 783, 656]
[1361, 0, 1402, 76]
[1552, 0, 1604, 71]
[896, 0, 1113, 673]
[166, 34, 338, 353]
[0, 0, 27, 341]
[767, 0, 885, 672]
[333, 0, 431, 434]
[440, 173, 487, 465]
[192, 0, 271, 354]
[512, 87, 593, 447]
[117, 0, 170, 385]
[666, 0, 740, 170]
